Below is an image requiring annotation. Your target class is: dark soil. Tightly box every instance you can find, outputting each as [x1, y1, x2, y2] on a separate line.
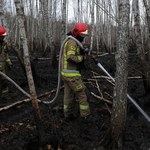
[0, 52, 150, 150]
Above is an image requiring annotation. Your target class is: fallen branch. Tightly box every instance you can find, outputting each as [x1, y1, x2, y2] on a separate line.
[92, 75, 112, 80]
[104, 92, 113, 99]
[0, 86, 64, 112]
[105, 103, 111, 115]
[91, 75, 115, 86]
[0, 98, 31, 111]
[91, 92, 112, 104]
[128, 76, 142, 79]
[93, 75, 142, 80]
[95, 80, 103, 98]
[106, 78, 115, 85]
[95, 80, 112, 114]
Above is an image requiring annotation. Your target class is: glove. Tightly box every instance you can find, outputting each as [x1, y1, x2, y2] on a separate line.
[8, 64, 13, 71]
[80, 48, 90, 55]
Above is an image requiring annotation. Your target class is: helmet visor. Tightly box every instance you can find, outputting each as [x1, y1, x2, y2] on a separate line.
[0, 32, 7, 36]
[79, 30, 88, 37]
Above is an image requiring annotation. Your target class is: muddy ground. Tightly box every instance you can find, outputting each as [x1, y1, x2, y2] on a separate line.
[0, 52, 150, 150]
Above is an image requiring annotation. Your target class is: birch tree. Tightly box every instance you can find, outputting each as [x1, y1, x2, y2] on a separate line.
[142, 0, 150, 93]
[132, 0, 149, 94]
[96, 0, 100, 54]
[0, 0, 6, 26]
[90, 0, 95, 52]
[49, 0, 57, 67]
[61, 0, 67, 44]
[0, 0, 8, 42]
[14, 0, 44, 146]
[77, 0, 80, 22]
[111, 0, 130, 149]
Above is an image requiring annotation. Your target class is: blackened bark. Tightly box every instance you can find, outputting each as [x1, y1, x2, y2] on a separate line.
[14, 0, 44, 147]
[142, 0, 150, 94]
[111, 0, 130, 149]
[133, 0, 150, 95]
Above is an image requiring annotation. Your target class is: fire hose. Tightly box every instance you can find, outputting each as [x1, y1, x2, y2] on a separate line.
[43, 36, 150, 123]
[93, 59, 150, 122]
[42, 36, 84, 104]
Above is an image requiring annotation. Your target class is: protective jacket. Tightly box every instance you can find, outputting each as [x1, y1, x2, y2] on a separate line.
[61, 39, 83, 77]
[0, 42, 12, 71]
[61, 38, 90, 118]
[0, 41, 12, 96]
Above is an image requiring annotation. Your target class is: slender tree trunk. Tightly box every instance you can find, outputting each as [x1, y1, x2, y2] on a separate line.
[49, 0, 57, 67]
[0, 0, 8, 42]
[90, 0, 95, 52]
[0, 0, 6, 26]
[111, 0, 130, 149]
[96, 0, 100, 55]
[142, 0, 150, 93]
[61, 0, 67, 44]
[37, 0, 43, 52]
[77, 0, 80, 22]
[108, 2, 112, 54]
[133, 0, 149, 94]
[14, 0, 44, 146]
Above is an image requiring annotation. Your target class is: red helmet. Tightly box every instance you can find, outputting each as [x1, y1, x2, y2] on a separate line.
[72, 23, 88, 37]
[0, 26, 7, 37]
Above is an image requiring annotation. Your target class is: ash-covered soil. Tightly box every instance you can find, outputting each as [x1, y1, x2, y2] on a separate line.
[0, 53, 150, 150]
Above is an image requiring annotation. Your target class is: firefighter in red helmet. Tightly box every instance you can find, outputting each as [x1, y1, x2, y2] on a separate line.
[61, 23, 90, 120]
[0, 26, 12, 97]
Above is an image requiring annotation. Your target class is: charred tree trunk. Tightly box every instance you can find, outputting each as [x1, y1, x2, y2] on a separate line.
[133, 0, 149, 95]
[111, 0, 130, 149]
[142, 0, 150, 93]
[14, 0, 44, 146]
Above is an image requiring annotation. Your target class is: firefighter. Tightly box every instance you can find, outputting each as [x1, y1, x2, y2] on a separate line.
[0, 26, 12, 97]
[61, 23, 90, 120]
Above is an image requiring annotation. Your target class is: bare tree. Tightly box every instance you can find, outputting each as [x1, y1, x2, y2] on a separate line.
[96, 0, 100, 54]
[142, 0, 150, 93]
[49, 0, 57, 67]
[0, 0, 8, 42]
[14, 0, 44, 146]
[0, 0, 6, 26]
[90, 0, 95, 52]
[132, 0, 150, 94]
[61, 0, 67, 44]
[111, 0, 130, 149]
[77, 0, 80, 22]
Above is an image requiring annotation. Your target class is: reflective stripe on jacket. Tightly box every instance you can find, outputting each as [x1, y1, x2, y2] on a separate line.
[61, 39, 83, 77]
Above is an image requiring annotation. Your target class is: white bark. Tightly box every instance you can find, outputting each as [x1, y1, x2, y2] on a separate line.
[90, 0, 95, 52]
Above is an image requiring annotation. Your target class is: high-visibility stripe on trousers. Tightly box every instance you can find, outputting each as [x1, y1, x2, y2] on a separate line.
[63, 76, 90, 117]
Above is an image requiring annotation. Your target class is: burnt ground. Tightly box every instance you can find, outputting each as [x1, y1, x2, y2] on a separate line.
[0, 52, 150, 150]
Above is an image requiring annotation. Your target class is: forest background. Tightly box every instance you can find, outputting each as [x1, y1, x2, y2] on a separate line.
[0, 0, 150, 150]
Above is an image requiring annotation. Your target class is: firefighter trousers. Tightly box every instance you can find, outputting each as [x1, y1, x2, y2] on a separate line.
[63, 76, 90, 118]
